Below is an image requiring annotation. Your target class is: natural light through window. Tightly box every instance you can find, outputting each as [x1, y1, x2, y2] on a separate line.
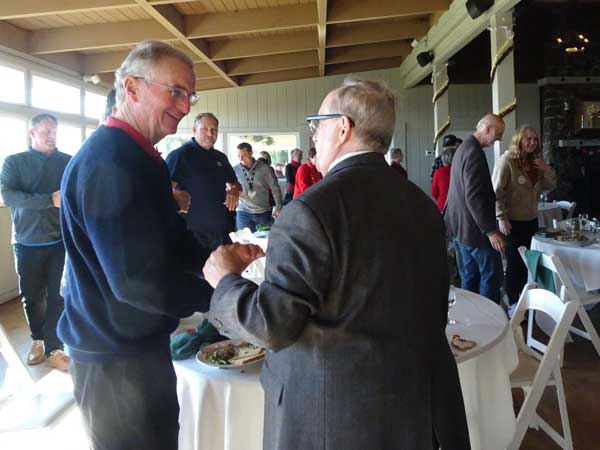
[85, 91, 106, 120]
[57, 124, 83, 156]
[32, 75, 80, 114]
[0, 65, 25, 104]
[0, 116, 27, 202]
[227, 133, 298, 168]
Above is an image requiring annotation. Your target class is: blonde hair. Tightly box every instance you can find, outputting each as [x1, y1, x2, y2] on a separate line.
[507, 125, 539, 160]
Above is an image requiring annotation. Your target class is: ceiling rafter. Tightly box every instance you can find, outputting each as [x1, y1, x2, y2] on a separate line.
[185, 4, 317, 39]
[326, 56, 404, 76]
[239, 67, 320, 87]
[0, 0, 137, 20]
[210, 31, 318, 61]
[328, 0, 449, 24]
[326, 41, 411, 65]
[226, 51, 318, 76]
[327, 18, 429, 48]
[133, 0, 237, 87]
[316, 0, 327, 77]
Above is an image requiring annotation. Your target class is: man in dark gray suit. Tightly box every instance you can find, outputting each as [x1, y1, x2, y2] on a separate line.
[204, 79, 470, 450]
[444, 114, 506, 304]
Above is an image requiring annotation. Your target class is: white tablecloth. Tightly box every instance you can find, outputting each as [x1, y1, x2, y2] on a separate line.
[531, 233, 600, 292]
[537, 202, 563, 228]
[175, 290, 518, 450]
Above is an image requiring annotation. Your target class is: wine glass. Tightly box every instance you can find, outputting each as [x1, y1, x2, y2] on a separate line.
[448, 285, 458, 325]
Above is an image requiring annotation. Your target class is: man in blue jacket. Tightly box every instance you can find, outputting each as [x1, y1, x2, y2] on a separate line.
[58, 41, 213, 450]
[0, 113, 70, 372]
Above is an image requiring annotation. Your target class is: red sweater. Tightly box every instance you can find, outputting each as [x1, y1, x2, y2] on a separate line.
[293, 160, 322, 198]
[431, 164, 451, 212]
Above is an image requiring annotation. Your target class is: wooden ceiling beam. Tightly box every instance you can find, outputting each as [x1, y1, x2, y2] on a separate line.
[0, 21, 29, 54]
[327, 19, 428, 48]
[226, 51, 318, 76]
[326, 41, 411, 65]
[238, 67, 319, 87]
[134, 1, 237, 87]
[325, 56, 403, 76]
[210, 31, 318, 61]
[316, 0, 327, 77]
[82, 51, 131, 74]
[185, 4, 317, 39]
[328, 0, 449, 24]
[195, 77, 236, 91]
[0, 0, 137, 20]
[29, 20, 175, 54]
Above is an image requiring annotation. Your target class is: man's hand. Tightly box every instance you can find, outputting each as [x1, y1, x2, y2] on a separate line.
[272, 207, 281, 218]
[488, 231, 506, 253]
[203, 243, 265, 288]
[224, 183, 240, 211]
[52, 190, 61, 208]
[499, 218, 511, 236]
[172, 189, 191, 213]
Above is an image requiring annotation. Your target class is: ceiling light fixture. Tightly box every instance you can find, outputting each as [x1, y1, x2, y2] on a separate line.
[83, 74, 101, 84]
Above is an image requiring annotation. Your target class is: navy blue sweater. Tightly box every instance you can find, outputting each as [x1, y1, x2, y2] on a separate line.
[58, 125, 213, 362]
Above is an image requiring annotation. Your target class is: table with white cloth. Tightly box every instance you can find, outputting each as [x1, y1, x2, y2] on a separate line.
[537, 202, 563, 228]
[174, 288, 518, 450]
[531, 231, 600, 293]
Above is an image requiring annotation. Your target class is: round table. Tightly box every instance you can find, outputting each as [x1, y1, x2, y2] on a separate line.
[531, 231, 600, 293]
[174, 290, 518, 450]
[537, 202, 563, 228]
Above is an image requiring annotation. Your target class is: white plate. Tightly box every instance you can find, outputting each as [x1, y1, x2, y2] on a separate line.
[196, 339, 265, 370]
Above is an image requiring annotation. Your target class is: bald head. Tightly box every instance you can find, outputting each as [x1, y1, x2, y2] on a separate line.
[474, 113, 505, 147]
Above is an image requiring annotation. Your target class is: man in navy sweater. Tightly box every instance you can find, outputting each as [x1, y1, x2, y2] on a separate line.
[58, 41, 214, 450]
[1, 113, 71, 372]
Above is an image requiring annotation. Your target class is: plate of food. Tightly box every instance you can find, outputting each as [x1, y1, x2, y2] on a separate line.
[197, 339, 265, 369]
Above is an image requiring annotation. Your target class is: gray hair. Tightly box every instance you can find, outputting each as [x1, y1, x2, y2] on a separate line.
[441, 148, 455, 166]
[328, 78, 396, 153]
[390, 147, 403, 162]
[30, 113, 57, 128]
[194, 112, 219, 128]
[114, 40, 194, 107]
[290, 148, 302, 159]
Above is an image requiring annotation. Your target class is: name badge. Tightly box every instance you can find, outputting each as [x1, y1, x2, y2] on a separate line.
[517, 175, 527, 185]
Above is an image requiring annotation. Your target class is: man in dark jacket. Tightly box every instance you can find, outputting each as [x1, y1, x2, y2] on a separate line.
[283, 148, 302, 203]
[58, 41, 213, 450]
[204, 79, 470, 450]
[444, 114, 506, 303]
[0, 113, 71, 372]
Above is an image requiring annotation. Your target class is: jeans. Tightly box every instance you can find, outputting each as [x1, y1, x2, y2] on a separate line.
[14, 242, 66, 355]
[70, 346, 179, 450]
[453, 239, 504, 304]
[236, 210, 272, 233]
[505, 219, 538, 305]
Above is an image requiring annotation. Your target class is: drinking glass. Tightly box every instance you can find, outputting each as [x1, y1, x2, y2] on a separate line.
[448, 285, 458, 325]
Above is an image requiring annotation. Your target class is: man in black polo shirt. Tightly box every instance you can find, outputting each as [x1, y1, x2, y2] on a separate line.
[166, 112, 241, 251]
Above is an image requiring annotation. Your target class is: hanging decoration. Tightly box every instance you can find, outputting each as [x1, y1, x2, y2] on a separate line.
[433, 118, 451, 145]
[490, 38, 514, 82]
[432, 79, 449, 104]
[498, 99, 517, 118]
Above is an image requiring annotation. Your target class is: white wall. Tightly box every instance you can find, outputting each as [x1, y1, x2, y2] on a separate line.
[0, 206, 18, 303]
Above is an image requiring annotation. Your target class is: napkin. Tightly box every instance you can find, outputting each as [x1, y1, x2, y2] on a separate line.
[170, 320, 228, 360]
[524, 249, 556, 294]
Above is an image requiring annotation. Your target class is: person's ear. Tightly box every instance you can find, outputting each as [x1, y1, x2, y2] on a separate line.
[123, 76, 140, 103]
[338, 115, 353, 144]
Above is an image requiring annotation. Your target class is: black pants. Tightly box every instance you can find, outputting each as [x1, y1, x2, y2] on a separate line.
[505, 219, 538, 305]
[70, 346, 180, 450]
[192, 229, 232, 252]
[13, 242, 65, 355]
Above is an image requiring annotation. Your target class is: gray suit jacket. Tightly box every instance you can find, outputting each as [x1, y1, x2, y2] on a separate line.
[444, 135, 498, 249]
[209, 152, 470, 450]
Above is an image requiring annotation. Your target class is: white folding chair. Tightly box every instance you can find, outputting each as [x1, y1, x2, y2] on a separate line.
[0, 323, 75, 433]
[553, 201, 576, 219]
[508, 284, 578, 450]
[518, 246, 600, 359]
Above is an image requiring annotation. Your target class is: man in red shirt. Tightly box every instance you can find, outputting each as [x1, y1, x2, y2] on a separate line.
[293, 147, 322, 198]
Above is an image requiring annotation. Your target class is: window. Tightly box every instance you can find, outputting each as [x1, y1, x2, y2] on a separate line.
[57, 124, 83, 156]
[227, 133, 299, 170]
[156, 133, 224, 159]
[85, 127, 97, 141]
[32, 75, 80, 114]
[0, 65, 25, 104]
[0, 116, 27, 203]
[85, 91, 106, 120]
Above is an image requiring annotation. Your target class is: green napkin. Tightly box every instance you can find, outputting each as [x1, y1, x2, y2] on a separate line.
[524, 249, 556, 294]
[170, 319, 227, 360]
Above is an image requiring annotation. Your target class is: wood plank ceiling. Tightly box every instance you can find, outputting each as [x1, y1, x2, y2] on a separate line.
[0, 0, 451, 90]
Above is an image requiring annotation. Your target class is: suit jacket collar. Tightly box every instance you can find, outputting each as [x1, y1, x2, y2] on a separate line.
[327, 151, 387, 177]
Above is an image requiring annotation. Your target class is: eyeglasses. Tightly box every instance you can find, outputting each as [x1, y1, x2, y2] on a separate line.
[305, 114, 355, 134]
[134, 77, 199, 105]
